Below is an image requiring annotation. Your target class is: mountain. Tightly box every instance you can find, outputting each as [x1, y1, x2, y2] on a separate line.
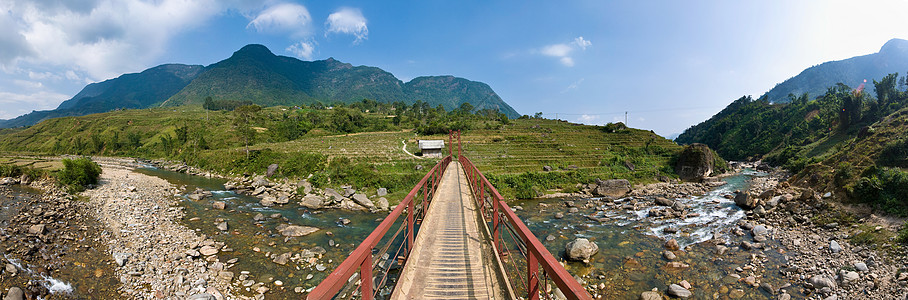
[0, 64, 203, 128]
[0, 44, 518, 128]
[763, 38, 908, 103]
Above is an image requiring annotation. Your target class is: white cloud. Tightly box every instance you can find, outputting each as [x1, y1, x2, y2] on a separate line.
[286, 41, 315, 60]
[325, 7, 368, 43]
[2, 0, 223, 82]
[540, 36, 592, 67]
[248, 3, 312, 39]
[561, 78, 584, 93]
[13, 79, 43, 90]
[579, 114, 600, 123]
[573, 36, 591, 50]
[0, 91, 69, 119]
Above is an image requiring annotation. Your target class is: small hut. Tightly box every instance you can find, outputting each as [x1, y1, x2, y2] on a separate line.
[418, 140, 445, 158]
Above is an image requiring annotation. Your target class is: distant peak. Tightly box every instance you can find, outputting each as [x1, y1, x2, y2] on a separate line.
[880, 38, 908, 54]
[233, 44, 275, 57]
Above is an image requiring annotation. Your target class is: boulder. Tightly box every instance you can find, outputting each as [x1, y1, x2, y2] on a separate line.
[593, 179, 631, 198]
[199, 246, 218, 256]
[640, 291, 661, 300]
[829, 240, 842, 253]
[675, 143, 721, 181]
[266, 164, 279, 177]
[734, 192, 758, 210]
[667, 284, 692, 298]
[655, 197, 674, 206]
[272, 252, 291, 265]
[260, 196, 276, 207]
[297, 180, 313, 194]
[376, 188, 388, 197]
[564, 238, 599, 261]
[27, 224, 46, 235]
[3, 287, 23, 300]
[664, 239, 681, 251]
[809, 275, 837, 289]
[212, 201, 226, 210]
[252, 177, 271, 187]
[279, 225, 319, 237]
[323, 188, 344, 202]
[377, 197, 389, 211]
[300, 194, 326, 209]
[216, 222, 228, 231]
[751, 225, 768, 236]
[274, 195, 290, 205]
[351, 193, 375, 209]
[543, 165, 553, 172]
[187, 293, 216, 300]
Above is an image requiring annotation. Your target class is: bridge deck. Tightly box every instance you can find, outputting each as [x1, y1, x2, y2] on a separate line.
[391, 161, 507, 299]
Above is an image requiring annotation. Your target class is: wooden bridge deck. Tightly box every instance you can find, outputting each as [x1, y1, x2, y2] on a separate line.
[391, 161, 508, 299]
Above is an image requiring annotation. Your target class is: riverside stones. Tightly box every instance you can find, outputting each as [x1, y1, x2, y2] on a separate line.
[377, 197, 389, 211]
[664, 239, 681, 251]
[4, 287, 24, 300]
[593, 179, 631, 198]
[640, 291, 661, 300]
[830, 240, 843, 253]
[266, 164, 279, 177]
[565, 238, 599, 262]
[278, 225, 319, 237]
[300, 194, 326, 209]
[199, 245, 219, 256]
[667, 284, 692, 298]
[376, 188, 388, 197]
[734, 192, 757, 209]
[809, 275, 837, 289]
[212, 201, 226, 210]
[351, 193, 375, 209]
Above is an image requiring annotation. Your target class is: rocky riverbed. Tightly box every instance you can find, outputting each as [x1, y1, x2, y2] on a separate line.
[517, 165, 908, 299]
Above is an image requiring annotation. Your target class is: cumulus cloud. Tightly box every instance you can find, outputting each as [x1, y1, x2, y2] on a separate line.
[325, 7, 368, 43]
[286, 41, 316, 60]
[540, 36, 592, 67]
[0, 91, 70, 119]
[248, 3, 312, 39]
[2, 0, 223, 81]
[579, 114, 600, 123]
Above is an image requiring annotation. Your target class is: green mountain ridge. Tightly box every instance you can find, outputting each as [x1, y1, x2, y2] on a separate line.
[0, 44, 519, 128]
[763, 38, 908, 103]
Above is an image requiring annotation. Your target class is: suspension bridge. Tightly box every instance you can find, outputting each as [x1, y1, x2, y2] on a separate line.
[307, 131, 592, 300]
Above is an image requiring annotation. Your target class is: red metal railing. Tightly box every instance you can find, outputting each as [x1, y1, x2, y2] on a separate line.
[307, 132, 456, 300]
[456, 131, 592, 300]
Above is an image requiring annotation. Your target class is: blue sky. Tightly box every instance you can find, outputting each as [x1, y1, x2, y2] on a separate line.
[3, 0, 908, 137]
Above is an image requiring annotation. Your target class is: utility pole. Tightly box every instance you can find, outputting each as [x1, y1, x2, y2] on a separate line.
[625, 111, 628, 125]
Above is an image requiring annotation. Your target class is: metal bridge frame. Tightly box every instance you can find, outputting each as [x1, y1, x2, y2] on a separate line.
[308, 131, 591, 300]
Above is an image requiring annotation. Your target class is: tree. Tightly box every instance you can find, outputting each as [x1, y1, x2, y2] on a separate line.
[234, 104, 262, 159]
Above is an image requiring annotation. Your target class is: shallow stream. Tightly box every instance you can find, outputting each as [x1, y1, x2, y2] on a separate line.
[136, 166, 803, 299]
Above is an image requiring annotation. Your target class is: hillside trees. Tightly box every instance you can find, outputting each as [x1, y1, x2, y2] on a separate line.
[234, 104, 262, 159]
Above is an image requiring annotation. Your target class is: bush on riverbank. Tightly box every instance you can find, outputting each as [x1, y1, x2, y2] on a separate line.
[57, 157, 102, 193]
[850, 167, 908, 217]
[0, 163, 48, 179]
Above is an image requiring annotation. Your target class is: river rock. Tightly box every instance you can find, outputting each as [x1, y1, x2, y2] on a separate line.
[273, 252, 291, 265]
[377, 188, 388, 197]
[212, 201, 226, 210]
[377, 197, 389, 211]
[260, 196, 276, 207]
[664, 239, 681, 251]
[667, 284, 692, 298]
[854, 262, 868, 272]
[300, 194, 326, 209]
[323, 188, 344, 202]
[275, 195, 290, 205]
[752, 225, 768, 236]
[266, 164, 279, 177]
[27, 224, 45, 235]
[554, 212, 564, 219]
[4, 264, 16, 276]
[809, 275, 837, 289]
[253, 213, 265, 221]
[3, 287, 23, 300]
[840, 271, 859, 285]
[655, 197, 674, 206]
[200, 245, 219, 256]
[640, 291, 661, 300]
[675, 143, 720, 181]
[298, 180, 313, 194]
[216, 222, 228, 231]
[593, 179, 631, 198]
[188, 293, 216, 300]
[351, 193, 375, 209]
[829, 240, 842, 253]
[252, 177, 271, 187]
[279, 225, 319, 237]
[734, 192, 757, 209]
[564, 238, 599, 261]
[662, 250, 677, 261]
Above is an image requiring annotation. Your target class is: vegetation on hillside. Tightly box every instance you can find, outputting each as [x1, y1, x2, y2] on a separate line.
[0, 100, 683, 200]
[679, 72, 908, 217]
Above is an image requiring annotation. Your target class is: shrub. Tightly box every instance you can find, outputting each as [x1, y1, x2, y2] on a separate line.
[57, 157, 102, 192]
[851, 167, 908, 216]
[878, 138, 908, 167]
[897, 221, 908, 244]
